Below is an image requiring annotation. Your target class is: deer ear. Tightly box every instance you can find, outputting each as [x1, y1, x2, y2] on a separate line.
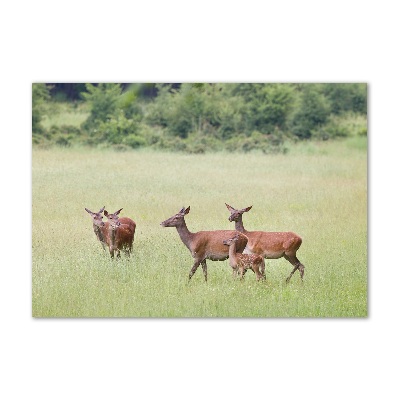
[115, 208, 123, 215]
[104, 210, 109, 217]
[243, 206, 252, 213]
[85, 208, 93, 215]
[98, 206, 105, 214]
[225, 203, 235, 212]
[184, 206, 190, 214]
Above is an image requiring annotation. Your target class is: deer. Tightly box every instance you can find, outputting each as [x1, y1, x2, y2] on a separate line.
[160, 206, 248, 282]
[223, 234, 265, 281]
[225, 203, 305, 283]
[103, 208, 136, 258]
[85, 206, 110, 251]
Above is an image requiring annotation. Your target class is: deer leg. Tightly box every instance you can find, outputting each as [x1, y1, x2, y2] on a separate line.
[201, 260, 208, 283]
[260, 258, 266, 279]
[298, 262, 305, 281]
[188, 260, 201, 281]
[253, 266, 263, 281]
[284, 254, 304, 283]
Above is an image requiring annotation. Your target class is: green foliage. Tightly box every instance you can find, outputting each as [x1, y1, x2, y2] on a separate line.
[33, 83, 368, 152]
[230, 83, 295, 132]
[312, 113, 368, 140]
[81, 83, 123, 131]
[290, 84, 331, 139]
[94, 111, 142, 146]
[32, 83, 51, 134]
[322, 83, 367, 114]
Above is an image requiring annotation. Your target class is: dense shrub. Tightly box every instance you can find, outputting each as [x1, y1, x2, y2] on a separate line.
[322, 83, 367, 115]
[32, 83, 51, 134]
[81, 83, 123, 131]
[290, 85, 331, 139]
[312, 113, 367, 140]
[229, 83, 296, 133]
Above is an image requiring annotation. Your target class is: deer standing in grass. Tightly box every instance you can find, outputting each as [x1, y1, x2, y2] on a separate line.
[160, 206, 248, 282]
[103, 208, 136, 258]
[225, 203, 305, 283]
[223, 234, 265, 281]
[85, 206, 110, 251]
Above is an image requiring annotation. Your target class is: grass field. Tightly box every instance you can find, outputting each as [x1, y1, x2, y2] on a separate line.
[32, 138, 367, 317]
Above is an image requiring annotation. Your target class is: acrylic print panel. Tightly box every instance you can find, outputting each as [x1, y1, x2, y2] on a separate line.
[32, 83, 367, 317]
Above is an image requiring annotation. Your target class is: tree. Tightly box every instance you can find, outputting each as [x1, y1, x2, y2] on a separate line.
[322, 83, 367, 115]
[290, 85, 331, 139]
[81, 83, 123, 131]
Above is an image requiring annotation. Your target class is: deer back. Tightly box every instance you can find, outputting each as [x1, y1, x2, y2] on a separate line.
[191, 230, 248, 260]
[245, 230, 302, 257]
[114, 223, 135, 247]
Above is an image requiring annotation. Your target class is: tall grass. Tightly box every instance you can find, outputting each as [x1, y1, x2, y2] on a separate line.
[32, 138, 367, 317]
[41, 102, 89, 129]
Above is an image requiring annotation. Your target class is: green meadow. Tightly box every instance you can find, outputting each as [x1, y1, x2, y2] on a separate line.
[32, 138, 367, 317]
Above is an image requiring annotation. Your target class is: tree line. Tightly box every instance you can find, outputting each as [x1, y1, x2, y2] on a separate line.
[32, 83, 367, 153]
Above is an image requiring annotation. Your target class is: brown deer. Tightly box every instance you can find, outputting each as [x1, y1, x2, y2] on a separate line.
[160, 206, 248, 282]
[85, 206, 110, 251]
[223, 234, 265, 281]
[103, 208, 136, 258]
[225, 203, 305, 283]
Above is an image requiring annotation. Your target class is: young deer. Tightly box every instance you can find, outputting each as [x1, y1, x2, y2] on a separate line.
[223, 234, 265, 281]
[85, 206, 110, 251]
[225, 203, 305, 283]
[103, 208, 136, 258]
[160, 206, 248, 282]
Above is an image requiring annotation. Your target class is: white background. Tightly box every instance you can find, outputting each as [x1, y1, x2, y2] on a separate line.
[1, 1, 399, 399]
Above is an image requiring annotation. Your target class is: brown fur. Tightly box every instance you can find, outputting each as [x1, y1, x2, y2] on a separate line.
[160, 206, 248, 282]
[223, 235, 265, 281]
[225, 203, 305, 283]
[104, 209, 136, 258]
[85, 207, 111, 251]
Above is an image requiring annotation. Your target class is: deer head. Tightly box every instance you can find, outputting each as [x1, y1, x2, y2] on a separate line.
[104, 208, 123, 230]
[85, 206, 106, 228]
[160, 207, 190, 227]
[222, 233, 240, 246]
[225, 203, 252, 222]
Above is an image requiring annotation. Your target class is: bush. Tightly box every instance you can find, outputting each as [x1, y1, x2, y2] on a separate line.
[229, 83, 296, 133]
[311, 113, 368, 140]
[81, 83, 123, 131]
[322, 83, 367, 115]
[123, 134, 146, 148]
[290, 85, 331, 139]
[32, 83, 51, 134]
[225, 130, 287, 154]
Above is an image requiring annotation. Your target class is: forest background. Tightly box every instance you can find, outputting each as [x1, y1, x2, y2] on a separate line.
[32, 83, 367, 152]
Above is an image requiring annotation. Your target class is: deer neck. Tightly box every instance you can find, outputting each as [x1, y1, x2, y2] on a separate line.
[175, 219, 194, 250]
[109, 225, 118, 245]
[94, 224, 105, 243]
[228, 242, 238, 268]
[234, 217, 247, 234]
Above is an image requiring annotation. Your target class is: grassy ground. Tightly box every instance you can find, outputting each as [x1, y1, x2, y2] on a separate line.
[32, 138, 367, 317]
